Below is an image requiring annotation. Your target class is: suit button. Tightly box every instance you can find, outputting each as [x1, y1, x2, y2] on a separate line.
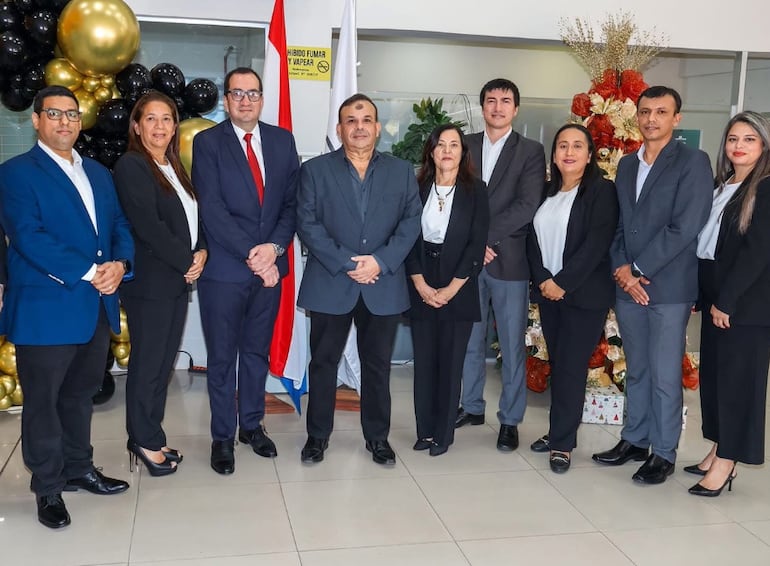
[362, 239, 367, 244]
[97, 250, 103, 257]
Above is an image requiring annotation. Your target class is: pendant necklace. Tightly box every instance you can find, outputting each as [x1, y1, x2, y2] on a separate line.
[434, 182, 457, 212]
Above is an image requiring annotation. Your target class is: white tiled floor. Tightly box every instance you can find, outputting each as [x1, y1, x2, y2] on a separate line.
[1, 360, 770, 565]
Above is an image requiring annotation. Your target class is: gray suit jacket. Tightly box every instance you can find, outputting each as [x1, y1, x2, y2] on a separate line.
[296, 149, 421, 316]
[467, 130, 545, 281]
[610, 139, 713, 304]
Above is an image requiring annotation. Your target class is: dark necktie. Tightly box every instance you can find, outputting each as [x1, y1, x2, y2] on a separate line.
[243, 132, 264, 204]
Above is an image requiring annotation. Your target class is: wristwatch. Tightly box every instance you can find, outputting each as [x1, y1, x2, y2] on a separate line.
[116, 259, 132, 273]
[630, 266, 643, 278]
[271, 243, 286, 257]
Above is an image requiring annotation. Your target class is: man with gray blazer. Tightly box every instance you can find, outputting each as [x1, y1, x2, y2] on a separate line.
[592, 86, 713, 484]
[297, 94, 421, 465]
[456, 79, 546, 451]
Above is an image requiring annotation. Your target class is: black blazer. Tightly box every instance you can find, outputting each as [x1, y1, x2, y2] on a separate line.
[406, 177, 490, 321]
[709, 177, 770, 326]
[113, 151, 206, 299]
[527, 176, 619, 310]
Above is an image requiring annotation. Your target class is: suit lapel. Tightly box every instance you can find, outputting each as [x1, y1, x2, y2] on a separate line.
[223, 120, 261, 205]
[487, 132, 519, 195]
[442, 180, 469, 252]
[329, 149, 363, 222]
[636, 140, 678, 208]
[620, 157, 640, 209]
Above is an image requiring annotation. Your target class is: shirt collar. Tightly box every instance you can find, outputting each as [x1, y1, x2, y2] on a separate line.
[483, 127, 513, 147]
[231, 121, 262, 146]
[37, 140, 82, 168]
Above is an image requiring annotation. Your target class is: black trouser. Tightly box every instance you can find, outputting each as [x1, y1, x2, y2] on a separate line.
[539, 301, 608, 452]
[16, 306, 110, 496]
[306, 296, 400, 441]
[122, 293, 188, 450]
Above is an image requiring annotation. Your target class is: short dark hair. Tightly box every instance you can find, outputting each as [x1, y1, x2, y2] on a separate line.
[416, 123, 476, 189]
[479, 78, 520, 107]
[224, 67, 262, 93]
[337, 93, 378, 123]
[33, 85, 78, 114]
[637, 85, 682, 114]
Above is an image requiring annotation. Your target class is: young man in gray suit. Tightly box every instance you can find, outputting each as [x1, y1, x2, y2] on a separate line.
[296, 94, 421, 465]
[456, 79, 545, 451]
[592, 86, 713, 484]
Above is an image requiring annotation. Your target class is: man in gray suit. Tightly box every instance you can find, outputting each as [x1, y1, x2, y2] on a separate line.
[456, 78, 545, 451]
[592, 86, 712, 484]
[296, 93, 421, 465]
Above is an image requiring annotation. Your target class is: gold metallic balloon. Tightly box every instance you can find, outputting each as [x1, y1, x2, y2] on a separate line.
[100, 75, 115, 88]
[0, 343, 17, 376]
[111, 342, 131, 360]
[58, 0, 141, 77]
[0, 335, 5, 346]
[110, 308, 130, 342]
[111, 85, 122, 99]
[81, 76, 101, 93]
[94, 86, 113, 103]
[179, 118, 217, 175]
[10, 384, 22, 406]
[73, 89, 98, 130]
[0, 382, 5, 400]
[116, 355, 129, 368]
[0, 396, 12, 411]
[45, 58, 84, 91]
[0, 374, 16, 395]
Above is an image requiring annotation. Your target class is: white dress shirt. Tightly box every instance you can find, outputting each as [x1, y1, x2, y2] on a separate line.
[421, 183, 456, 243]
[481, 127, 512, 184]
[533, 186, 579, 275]
[697, 181, 741, 260]
[157, 162, 199, 249]
[231, 122, 266, 181]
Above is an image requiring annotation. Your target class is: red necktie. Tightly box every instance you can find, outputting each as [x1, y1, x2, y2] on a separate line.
[243, 132, 264, 204]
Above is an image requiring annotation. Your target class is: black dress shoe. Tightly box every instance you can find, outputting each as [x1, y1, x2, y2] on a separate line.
[497, 424, 519, 451]
[429, 442, 448, 457]
[413, 438, 432, 451]
[632, 454, 675, 485]
[37, 494, 71, 529]
[301, 436, 328, 463]
[549, 451, 571, 474]
[64, 468, 129, 495]
[366, 439, 396, 465]
[530, 434, 550, 453]
[239, 427, 278, 458]
[683, 463, 708, 476]
[211, 439, 235, 475]
[592, 440, 648, 466]
[455, 408, 485, 428]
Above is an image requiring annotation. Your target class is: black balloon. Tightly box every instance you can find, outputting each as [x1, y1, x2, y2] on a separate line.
[0, 71, 8, 92]
[183, 78, 218, 114]
[98, 148, 120, 169]
[13, 0, 34, 15]
[150, 62, 186, 98]
[1, 86, 33, 111]
[25, 9, 56, 46]
[0, 2, 22, 32]
[96, 99, 130, 136]
[125, 87, 151, 111]
[23, 59, 46, 91]
[116, 63, 151, 98]
[34, 0, 69, 14]
[0, 30, 27, 71]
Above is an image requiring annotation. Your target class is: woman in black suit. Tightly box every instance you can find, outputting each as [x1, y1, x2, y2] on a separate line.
[407, 124, 489, 456]
[113, 91, 207, 476]
[688, 111, 770, 496]
[526, 123, 618, 473]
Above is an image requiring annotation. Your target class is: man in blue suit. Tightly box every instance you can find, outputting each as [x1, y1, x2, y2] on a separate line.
[0, 86, 134, 529]
[592, 86, 713, 484]
[192, 67, 299, 475]
[297, 93, 422, 465]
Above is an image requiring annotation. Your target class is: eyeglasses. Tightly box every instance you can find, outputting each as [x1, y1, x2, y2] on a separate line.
[225, 89, 263, 102]
[39, 108, 82, 122]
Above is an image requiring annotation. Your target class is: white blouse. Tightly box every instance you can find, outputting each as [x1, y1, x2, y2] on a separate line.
[697, 181, 741, 260]
[533, 186, 579, 275]
[421, 183, 457, 244]
[157, 162, 199, 249]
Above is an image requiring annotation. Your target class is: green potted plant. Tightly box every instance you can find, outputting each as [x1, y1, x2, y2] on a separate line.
[391, 97, 466, 165]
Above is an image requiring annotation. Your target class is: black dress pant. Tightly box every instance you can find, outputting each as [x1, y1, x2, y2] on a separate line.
[122, 292, 188, 450]
[306, 296, 400, 441]
[16, 305, 110, 496]
[539, 301, 608, 452]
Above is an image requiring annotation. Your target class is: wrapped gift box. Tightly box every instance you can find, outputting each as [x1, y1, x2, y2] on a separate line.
[582, 384, 625, 425]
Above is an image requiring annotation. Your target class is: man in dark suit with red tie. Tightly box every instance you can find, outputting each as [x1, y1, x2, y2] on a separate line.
[192, 67, 299, 475]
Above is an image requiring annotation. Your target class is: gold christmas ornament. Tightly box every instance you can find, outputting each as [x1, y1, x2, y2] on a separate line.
[45, 58, 84, 91]
[58, 0, 141, 77]
[0, 343, 17, 376]
[0, 396, 12, 411]
[179, 118, 216, 175]
[73, 88, 98, 130]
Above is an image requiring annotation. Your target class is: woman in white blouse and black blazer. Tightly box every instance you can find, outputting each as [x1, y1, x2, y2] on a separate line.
[407, 124, 489, 457]
[526, 123, 618, 473]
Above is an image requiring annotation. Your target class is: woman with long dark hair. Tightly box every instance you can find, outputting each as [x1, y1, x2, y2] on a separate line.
[113, 91, 207, 476]
[526, 123, 618, 473]
[688, 111, 770, 496]
[407, 124, 489, 456]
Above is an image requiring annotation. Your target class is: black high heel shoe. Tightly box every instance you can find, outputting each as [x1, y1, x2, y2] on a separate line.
[688, 465, 736, 497]
[683, 463, 708, 476]
[161, 447, 183, 463]
[127, 440, 177, 477]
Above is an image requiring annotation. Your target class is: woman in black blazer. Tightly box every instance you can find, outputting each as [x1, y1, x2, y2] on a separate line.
[526, 124, 618, 473]
[407, 124, 489, 456]
[113, 91, 207, 476]
[688, 111, 770, 496]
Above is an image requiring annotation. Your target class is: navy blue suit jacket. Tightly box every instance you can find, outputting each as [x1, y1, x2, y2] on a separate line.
[0, 144, 134, 345]
[192, 120, 298, 283]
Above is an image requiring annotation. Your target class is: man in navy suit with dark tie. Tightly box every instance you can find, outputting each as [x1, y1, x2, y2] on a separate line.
[192, 67, 299, 475]
[0, 86, 134, 529]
